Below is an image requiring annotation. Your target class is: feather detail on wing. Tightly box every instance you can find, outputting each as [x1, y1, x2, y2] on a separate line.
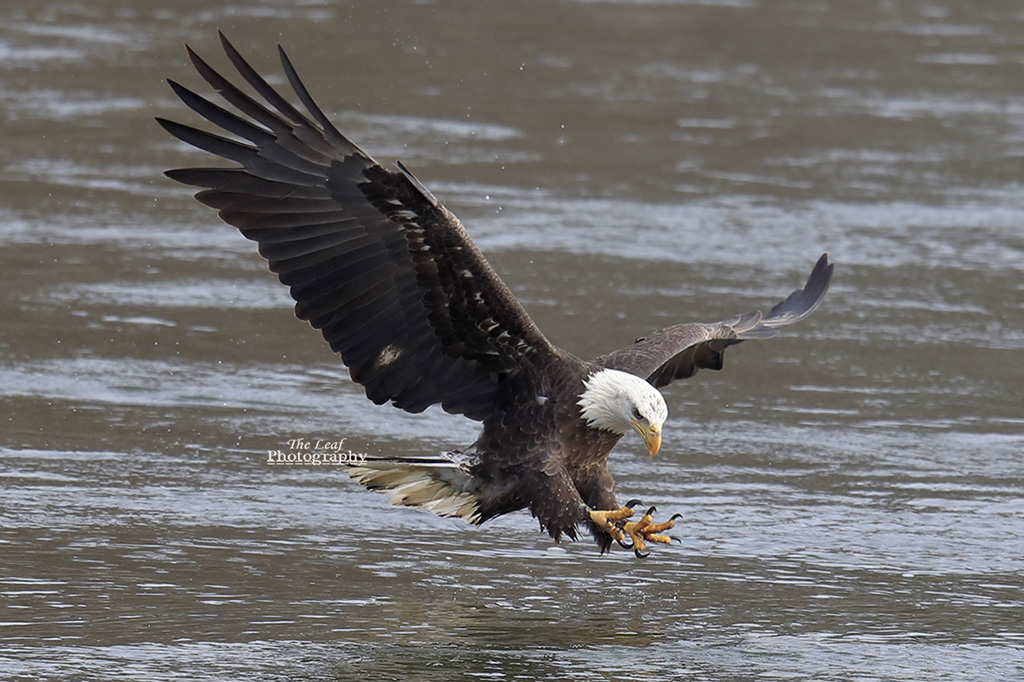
[158, 33, 558, 419]
[595, 254, 833, 387]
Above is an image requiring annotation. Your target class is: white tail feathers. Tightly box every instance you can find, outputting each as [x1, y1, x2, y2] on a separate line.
[344, 453, 482, 523]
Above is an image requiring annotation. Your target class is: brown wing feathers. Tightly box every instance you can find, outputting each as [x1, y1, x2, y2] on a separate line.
[597, 254, 833, 387]
[158, 33, 556, 420]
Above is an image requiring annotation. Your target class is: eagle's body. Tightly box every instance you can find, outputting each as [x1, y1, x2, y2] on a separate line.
[343, 355, 644, 552]
[160, 34, 833, 555]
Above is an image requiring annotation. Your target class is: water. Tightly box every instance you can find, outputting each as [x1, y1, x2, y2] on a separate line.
[2, 0, 1023, 680]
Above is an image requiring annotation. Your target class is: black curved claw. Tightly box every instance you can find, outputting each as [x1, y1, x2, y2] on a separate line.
[617, 535, 635, 549]
[645, 506, 658, 517]
[623, 499, 642, 509]
[634, 546, 650, 559]
[669, 513, 683, 522]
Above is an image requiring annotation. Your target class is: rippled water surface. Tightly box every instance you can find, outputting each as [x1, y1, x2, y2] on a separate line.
[2, 1, 1023, 680]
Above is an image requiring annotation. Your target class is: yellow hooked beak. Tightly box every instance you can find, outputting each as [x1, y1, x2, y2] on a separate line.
[633, 421, 662, 457]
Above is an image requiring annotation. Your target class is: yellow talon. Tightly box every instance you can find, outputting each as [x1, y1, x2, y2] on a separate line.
[589, 504, 636, 543]
[589, 502, 681, 558]
[643, 517, 679, 535]
[622, 507, 681, 557]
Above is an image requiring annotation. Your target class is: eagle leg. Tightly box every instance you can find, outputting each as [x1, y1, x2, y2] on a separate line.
[622, 507, 683, 559]
[587, 498, 642, 545]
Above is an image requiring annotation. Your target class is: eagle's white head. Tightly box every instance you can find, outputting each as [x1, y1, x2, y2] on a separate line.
[577, 368, 668, 456]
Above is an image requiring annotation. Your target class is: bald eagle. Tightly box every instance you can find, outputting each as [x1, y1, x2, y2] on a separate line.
[158, 34, 833, 557]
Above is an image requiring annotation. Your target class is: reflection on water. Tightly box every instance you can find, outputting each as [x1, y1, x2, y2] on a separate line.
[2, 0, 1023, 680]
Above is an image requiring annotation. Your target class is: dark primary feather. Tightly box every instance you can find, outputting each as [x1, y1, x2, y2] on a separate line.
[595, 254, 833, 387]
[158, 32, 558, 420]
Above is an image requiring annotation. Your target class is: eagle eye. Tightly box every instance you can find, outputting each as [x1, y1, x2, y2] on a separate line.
[632, 407, 643, 420]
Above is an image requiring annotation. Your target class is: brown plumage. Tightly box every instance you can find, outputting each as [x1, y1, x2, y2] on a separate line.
[159, 33, 833, 555]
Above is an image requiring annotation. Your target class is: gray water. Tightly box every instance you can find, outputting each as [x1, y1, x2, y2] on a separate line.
[2, 1, 1023, 680]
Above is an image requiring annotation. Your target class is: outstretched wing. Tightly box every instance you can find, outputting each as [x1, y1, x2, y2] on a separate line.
[157, 33, 558, 420]
[595, 254, 833, 387]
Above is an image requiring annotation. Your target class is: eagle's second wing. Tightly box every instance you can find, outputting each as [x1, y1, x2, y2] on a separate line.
[158, 33, 557, 420]
[595, 254, 833, 387]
